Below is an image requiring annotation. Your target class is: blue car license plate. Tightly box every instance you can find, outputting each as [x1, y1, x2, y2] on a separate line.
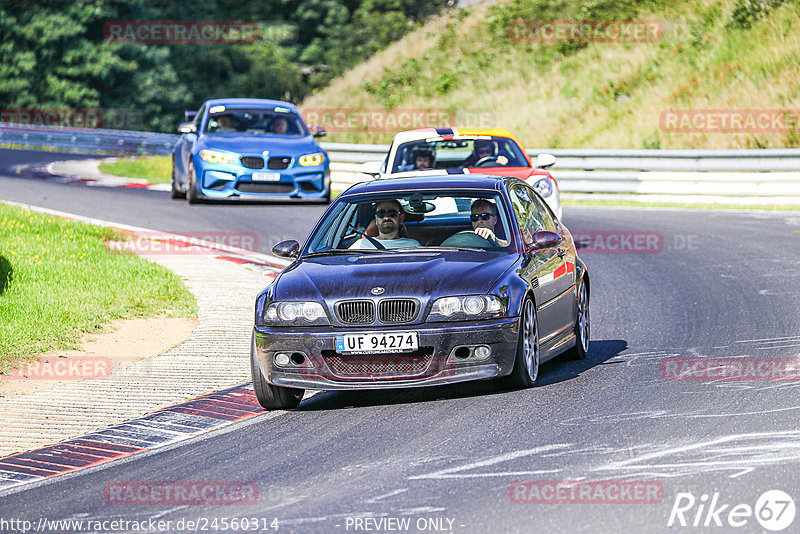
[335, 332, 419, 354]
[252, 172, 280, 181]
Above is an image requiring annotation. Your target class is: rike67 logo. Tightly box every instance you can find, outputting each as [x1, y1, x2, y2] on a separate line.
[668, 490, 795, 531]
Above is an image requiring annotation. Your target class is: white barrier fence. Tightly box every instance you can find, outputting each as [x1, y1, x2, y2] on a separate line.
[2, 122, 799, 203]
[322, 143, 800, 202]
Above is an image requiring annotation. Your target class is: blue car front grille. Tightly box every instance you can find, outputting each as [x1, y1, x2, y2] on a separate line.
[268, 156, 291, 170]
[240, 156, 264, 169]
[378, 299, 418, 323]
[336, 300, 375, 325]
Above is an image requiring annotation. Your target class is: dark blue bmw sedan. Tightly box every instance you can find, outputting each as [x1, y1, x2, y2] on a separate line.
[171, 98, 330, 204]
[251, 175, 590, 409]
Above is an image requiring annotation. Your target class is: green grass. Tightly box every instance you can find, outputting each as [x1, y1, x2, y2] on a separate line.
[0, 204, 196, 373]
[302, 0, 800, 149]
[562, 197, 800, 211]
[99, 156, 172, 184]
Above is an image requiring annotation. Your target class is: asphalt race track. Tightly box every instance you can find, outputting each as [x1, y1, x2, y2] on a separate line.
[2, 148, 800, 532]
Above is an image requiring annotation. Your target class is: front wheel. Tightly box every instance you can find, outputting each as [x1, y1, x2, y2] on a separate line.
[564, 279, 589, 360]
[250, 335, 304, 410]
[499, 297, 539, 389]
[186, 160, 201, 204]
[170, 159, 185, 200]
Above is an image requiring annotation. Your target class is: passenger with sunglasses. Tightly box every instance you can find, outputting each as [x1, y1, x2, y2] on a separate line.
[349, 199, 421, 250]
[470, 199, 508, 247]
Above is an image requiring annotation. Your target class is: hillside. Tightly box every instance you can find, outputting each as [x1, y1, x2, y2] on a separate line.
[300, 0, 800, 148]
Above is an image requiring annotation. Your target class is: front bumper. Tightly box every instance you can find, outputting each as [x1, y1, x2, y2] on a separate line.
[195, 158, 329, 201]
[253, 317, 520, 390]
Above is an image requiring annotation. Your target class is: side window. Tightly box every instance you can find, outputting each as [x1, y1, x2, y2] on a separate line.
[193, 104, 205, 129]
[510, 184, 556, 244]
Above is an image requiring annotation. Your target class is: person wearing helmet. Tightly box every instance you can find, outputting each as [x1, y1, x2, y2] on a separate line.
[412, 146, 435, 170]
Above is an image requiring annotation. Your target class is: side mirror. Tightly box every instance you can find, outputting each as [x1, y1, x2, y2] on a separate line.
[536, 153, 556, 169]
[360, 161, 382, 178]
[530, 230, 562, 251]
[178, 122, 197, 134]
[272, 240, 300, 259]
[309, 125, 326, 138]
[184, 110, 198, 122]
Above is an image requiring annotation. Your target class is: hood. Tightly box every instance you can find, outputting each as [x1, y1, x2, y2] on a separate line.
[197, 134, 321, 156]
[274, 251, 519, 302]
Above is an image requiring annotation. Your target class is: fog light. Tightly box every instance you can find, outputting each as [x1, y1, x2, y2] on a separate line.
[474, 346, 491, 359]
[274, 352, 290, 366]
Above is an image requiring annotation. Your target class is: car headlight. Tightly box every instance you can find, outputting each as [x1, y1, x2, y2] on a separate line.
[428, 295, 505, 322]
[262, 301, 330, 326]
[533, 176, 554, 198]
[298, 153, 324, 167]
[199, 149, 235, 164]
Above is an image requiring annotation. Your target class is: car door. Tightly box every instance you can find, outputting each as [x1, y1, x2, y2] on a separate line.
[508, 184, 562, 341]
[529, 187, 576, 340]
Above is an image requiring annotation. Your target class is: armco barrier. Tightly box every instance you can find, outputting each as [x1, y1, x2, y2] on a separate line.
[2, 122, 799, 202]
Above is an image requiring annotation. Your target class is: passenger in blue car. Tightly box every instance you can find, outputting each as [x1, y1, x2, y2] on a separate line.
[349, 199, 421, 250]
[271, 116, 289, 134]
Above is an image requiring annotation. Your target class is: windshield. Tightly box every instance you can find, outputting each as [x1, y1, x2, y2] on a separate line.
[391, 136, 529, 173]
[204, 107, 308, 135]
[305, 191, 514, 254]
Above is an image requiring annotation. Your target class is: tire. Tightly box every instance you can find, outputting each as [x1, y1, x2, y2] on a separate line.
[186, 159, 201, 204]
[564, 278, 590, 360]
[499, 297, 539, 389]
[250, 335, 304, 410]
[170, 160, 185, 200]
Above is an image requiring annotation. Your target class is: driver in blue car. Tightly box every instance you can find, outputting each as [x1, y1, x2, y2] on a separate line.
[471, 199, 509, 247]
[349, 199, 421, 250]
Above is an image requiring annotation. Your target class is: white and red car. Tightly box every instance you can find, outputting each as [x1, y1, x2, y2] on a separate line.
[363, 127, 561, 219]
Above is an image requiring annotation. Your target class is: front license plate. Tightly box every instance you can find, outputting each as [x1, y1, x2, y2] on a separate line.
[335, 332, 419, 354]
[252, 172, 281, 181]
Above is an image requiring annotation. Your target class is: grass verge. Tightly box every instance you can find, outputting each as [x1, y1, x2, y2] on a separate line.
[562, 198, 800, 211]
[0, 204, 196, 374]
[99, 155, 172, 184]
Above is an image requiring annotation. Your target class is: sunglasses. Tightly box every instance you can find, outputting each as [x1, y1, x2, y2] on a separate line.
[471, 213, 495, 221]
[375, 209, 400, 219]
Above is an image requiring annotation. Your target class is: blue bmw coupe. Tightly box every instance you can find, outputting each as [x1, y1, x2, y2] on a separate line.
[171, 98, 330, 203]
[251, 174, 590, 409]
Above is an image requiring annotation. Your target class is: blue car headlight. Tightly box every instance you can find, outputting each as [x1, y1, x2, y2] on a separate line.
[262, 301, 330, 326]
[199, 149, 237, 164]
[298, 153, 324, 167]
[427, 295, 505, 322]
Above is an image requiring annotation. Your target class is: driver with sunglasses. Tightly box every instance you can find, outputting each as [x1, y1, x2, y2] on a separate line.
[470, 199, 509, 247]
[349, 199, 421, 250]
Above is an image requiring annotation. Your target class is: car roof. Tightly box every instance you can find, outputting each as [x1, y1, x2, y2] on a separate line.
[203, 98, 299, 111]
[391, 127, 524, 146]
[341, 174, 516, 197]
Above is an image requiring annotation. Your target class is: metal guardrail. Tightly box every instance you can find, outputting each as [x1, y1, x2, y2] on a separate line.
[322, 143, 800, 200]
[3, 123, 799, 201]
[0, 122, 177, 155]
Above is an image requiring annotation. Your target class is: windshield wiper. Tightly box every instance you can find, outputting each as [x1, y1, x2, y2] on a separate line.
[303, 249, 383, 258]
